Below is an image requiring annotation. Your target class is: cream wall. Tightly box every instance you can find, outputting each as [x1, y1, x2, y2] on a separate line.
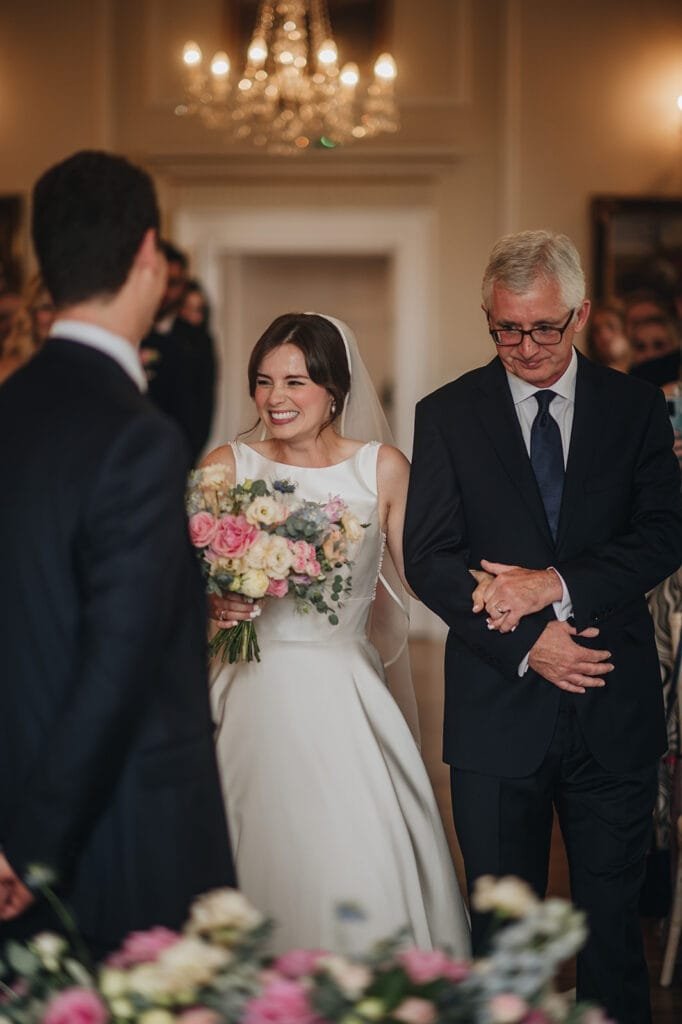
[1, 0, 680, 388]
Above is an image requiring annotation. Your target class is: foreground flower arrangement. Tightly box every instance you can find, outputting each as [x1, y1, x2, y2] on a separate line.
[0, 880, 613, 1024]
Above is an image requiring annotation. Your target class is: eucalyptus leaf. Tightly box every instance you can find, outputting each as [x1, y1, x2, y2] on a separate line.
[5, 944, 39, 977]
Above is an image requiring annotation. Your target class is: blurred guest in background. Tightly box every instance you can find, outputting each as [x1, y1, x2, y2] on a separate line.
[0, 290, 21, 347]
[180, 278, 210, 331]
[0, 277, 54, 385]
[140, 242, 216, 462]
[585, 301, 630, 372]
[624, 290, 674, 337]
[629, 315, 681, 390]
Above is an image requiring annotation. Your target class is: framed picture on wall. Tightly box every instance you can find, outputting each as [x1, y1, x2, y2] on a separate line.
[591, 195, 682, 306]
[0, 195, 24, 293]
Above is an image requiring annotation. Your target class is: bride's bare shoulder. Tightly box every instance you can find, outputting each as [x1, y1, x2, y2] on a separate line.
[200, 443, 236, 476]
[376, 443, 410, 493]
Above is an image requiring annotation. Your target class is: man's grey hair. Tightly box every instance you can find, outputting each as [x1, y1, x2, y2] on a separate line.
[481, 230, 586, 310]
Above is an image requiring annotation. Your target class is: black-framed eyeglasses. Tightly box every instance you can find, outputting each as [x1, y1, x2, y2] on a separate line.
[487, 308, 575, 347]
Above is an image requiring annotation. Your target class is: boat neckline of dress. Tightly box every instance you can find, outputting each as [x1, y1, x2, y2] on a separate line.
[237, 440, 374, 470]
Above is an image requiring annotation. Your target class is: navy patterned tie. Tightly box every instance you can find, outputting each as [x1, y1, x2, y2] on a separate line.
[530, 390, 564, 539]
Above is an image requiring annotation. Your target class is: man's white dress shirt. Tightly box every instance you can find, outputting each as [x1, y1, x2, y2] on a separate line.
[504, 347, 577, 673]
[50, 319, 147, 393]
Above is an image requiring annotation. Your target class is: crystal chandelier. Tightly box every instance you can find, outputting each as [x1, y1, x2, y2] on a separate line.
[177, 0, 399, 154]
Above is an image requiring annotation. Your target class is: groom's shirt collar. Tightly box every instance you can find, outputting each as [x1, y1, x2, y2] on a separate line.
[50, 319, 148, 392]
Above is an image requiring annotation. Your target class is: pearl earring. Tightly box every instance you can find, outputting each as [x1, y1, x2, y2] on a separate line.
[331, 399, 337, 416]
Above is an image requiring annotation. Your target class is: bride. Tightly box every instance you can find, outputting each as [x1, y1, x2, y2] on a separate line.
[202, 312, 470, 955]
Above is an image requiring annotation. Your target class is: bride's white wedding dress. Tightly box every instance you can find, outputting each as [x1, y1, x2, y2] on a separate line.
[211, 440, 470, 956]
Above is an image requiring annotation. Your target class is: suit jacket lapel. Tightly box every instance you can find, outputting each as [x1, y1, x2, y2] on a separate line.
[556, 352, 602, 549]
[473, 358, 555, 547]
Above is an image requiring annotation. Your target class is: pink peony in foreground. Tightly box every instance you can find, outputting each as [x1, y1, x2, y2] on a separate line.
[42, 988, 108, 1024]
[398, 948, 471, 984]
[243, 978, 317, 1024]
[106, 926, 181, 968]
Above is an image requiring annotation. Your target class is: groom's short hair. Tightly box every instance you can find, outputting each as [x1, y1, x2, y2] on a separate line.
[32, 150, 160, 308]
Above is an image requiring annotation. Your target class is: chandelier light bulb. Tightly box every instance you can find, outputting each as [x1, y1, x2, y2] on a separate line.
[211, 51, 230, 77]
[248, 37, 268, 65]
[183, 41, 202, 67]
[178, 1, 400, 152]
[374, 53, 397, 81]
[317, 39, 338, 66]
[340, 62, 359, 87]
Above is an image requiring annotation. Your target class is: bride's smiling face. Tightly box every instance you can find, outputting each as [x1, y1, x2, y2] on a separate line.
[254, 343, 333, 439]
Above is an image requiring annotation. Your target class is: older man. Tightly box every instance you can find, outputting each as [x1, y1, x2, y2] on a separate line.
[404, 231, 682, 1023]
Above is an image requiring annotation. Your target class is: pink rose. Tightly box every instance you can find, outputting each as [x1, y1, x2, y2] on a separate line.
[305, 559, 322, 578]
[189, 512, 219, 549]
[42, 988, 108, 1024]
[323, 496, 347, 522]
[106, 926, 181, 968]
[178, 1010, 223, 1024]
[212, 515, 259, 558]
[243, 978, 317, 1024]
[274, 949, 328, 979]
[267, 578, 290, 599]
[523, 1013, 552, 1024]
[289, 541, 317, 574]
[488, 993, 528, 1023]
[393, 998, 437, 1024]
[399, 948, 470, 984]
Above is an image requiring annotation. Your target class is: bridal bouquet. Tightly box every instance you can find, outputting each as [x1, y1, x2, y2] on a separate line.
[186, 464, 364, 663]
[0, 875, 612, 1024]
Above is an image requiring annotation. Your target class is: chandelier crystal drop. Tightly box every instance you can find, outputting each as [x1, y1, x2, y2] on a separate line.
[176, 0, 399, 154]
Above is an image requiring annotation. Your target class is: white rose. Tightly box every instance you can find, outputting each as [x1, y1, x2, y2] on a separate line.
[246, 497, 279, 526]
[99, 967, 130, 999]
[240, 569, 270, 599]
[109, 998, 135, 1019]
[126, 963, 172, 1000]
[472, 875, 538, 917]
[157, 936, 231, 990]
[139, 1011, 177, 1024]
[243, 534, 271, 570]
[30, 932, 67, 967]
[188, 887, 264, 935]
[341, 512, 364, 543]
[263, 535, 295, 580]
[320, 955, 371, 999]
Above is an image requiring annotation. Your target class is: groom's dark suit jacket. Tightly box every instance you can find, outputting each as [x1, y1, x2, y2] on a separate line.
[404, 352, 682, 777]
[0, 338, 234, 953]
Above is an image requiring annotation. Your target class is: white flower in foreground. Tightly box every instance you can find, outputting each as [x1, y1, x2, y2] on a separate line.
[138, 1011, 177, 1024]
[99, 967, 129, 999]
[29, 932, 67, 969]
[472, 875, 539, 917]
[157, 936, 231, 988]
[187, 888, 264, 937]
[320, 955, 371, 999]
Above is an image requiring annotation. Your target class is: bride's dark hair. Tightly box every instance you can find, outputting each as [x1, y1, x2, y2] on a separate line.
[248, 313, 351, 428]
